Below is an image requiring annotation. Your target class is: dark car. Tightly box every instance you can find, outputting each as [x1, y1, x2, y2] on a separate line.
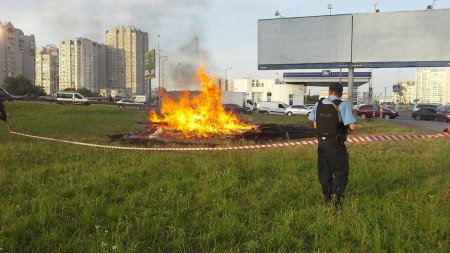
[17, 93, 40, 101]
[223, 104, 252, 114]
[356, 105, 399, 119]
[412, 108, 436, 121]
[0, 87, 14, 101]
[436, 106, 450, 122]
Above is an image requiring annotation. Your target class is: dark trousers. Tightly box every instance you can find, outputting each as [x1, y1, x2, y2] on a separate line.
[317, 137, 349, 198]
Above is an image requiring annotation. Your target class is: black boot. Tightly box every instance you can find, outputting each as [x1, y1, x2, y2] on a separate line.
[331, 193, 342, 209]
[324, 193, 332, 203]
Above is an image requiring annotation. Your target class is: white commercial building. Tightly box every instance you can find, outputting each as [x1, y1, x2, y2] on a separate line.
[415, 68, 450, 104]
[0, 21, 35, 84]
[35, 46, 59, 94]
[232, 78, 306, 105]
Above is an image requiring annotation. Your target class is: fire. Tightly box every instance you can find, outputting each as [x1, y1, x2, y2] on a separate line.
[149, 66, 255, 137]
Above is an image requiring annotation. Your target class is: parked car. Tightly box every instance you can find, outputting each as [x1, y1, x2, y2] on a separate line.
[130, 95, 147, 104]
[436, 106, 450, 122]
[116, 98, 144, 108]
[223, 103, 252, 114]
[258, 101, 289, 115]
[16, 93, 40, 101]
[411, 108, 437, 121]
[412, 103, 440, 112]
[284, 105, 311, 116]
[356, 105, 399, 119]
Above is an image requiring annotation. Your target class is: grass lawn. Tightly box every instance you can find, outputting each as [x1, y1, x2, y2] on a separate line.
[0, 101, 449, 252]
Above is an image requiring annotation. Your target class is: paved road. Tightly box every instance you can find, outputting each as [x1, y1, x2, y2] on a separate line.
[386, 118, 448, 134]
[366, 108, 448, 134]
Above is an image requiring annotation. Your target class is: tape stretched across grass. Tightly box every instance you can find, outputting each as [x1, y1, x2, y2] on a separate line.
[6, 124, 450, 152]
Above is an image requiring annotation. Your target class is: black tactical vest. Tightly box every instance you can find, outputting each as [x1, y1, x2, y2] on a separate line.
[316, 98, 346, 137]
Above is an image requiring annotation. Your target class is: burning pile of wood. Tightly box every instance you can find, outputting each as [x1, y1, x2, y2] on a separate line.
[108, 123, 316, 147]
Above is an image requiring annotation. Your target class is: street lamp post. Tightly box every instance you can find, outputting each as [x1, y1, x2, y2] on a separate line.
[157, 34, 161, 90]
[161, 56, 168, 89]
[224, 67, 232, 91]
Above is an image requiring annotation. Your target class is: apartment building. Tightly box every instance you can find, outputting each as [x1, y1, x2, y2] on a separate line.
[59, 38, 108, 92]
[105, 26, 148, 95]
[415, 68, 450, 104]
[35, 46, 59, 94]
[0, 21, 35, 84]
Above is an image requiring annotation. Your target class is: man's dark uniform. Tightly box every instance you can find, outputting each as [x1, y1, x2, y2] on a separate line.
[308, 83, 356, 207]
[316, 98, 349, 204]
[0, 87, 14, 122]
[0, 101, 7, 122]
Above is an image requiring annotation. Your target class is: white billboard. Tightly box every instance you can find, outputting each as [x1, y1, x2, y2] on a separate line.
[258, 15, 352, 67]
[352, 10, 450, 63]
[258, 9, 450, 69]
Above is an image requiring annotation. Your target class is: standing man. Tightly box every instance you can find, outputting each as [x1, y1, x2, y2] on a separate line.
[308, 83, 356, 208]
[0, 88, 14, 123]
[379, 105, 383, 119]
[372, 104, 377, 118]
[0, 99, 7, 122]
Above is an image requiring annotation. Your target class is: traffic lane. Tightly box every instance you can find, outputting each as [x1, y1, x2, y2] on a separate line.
[386, 118, 449, 134]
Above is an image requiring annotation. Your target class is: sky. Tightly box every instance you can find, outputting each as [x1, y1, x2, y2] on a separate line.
[1, 0, 449, 95]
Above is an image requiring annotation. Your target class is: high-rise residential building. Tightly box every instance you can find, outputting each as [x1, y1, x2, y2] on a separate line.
[35, 46, 59, 94]
[0, 21, 36, 85]
[105, 26, 148, 95]
[59, 38, 109, 93]
[415, 68, 450, 104]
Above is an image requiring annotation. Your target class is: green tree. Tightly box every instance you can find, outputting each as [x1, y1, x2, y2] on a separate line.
[2, 75, 46, 96]
[76, 88, 96, 97]
[305, 95, 320, 104]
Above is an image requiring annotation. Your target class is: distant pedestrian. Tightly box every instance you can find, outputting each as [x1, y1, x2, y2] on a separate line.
[109, 95, 113, 103]
[379, 105, 383, 119]
[372, 104, 377, 118]
[309, 83, 356, 209]
[0, 100, 7, 122]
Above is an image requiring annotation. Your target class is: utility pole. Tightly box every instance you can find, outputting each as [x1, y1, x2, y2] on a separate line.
[369, 68, 373, 104]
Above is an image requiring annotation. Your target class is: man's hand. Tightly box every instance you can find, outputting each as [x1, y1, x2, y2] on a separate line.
[348, 123, 356, 132]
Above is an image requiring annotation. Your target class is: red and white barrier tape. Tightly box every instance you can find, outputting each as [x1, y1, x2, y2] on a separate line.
[6, 124, 450, 152]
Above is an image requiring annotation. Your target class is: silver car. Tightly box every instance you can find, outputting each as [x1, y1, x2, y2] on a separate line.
[284, 105, 312, 116]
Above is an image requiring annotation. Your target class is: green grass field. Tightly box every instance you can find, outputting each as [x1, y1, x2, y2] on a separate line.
[1, 102, 449, 253]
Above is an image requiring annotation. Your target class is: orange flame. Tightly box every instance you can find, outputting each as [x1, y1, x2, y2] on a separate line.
[149, 66, 255, 137]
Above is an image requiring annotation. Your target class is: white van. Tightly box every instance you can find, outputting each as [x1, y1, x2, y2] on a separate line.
[130, 95, 147, 104]
[258, 101, 289, 115]
[55, 92, 90, 105]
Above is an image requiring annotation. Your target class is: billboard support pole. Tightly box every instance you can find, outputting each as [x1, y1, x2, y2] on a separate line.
[147, 79, 151, 105]
[348, 67, 354, 107]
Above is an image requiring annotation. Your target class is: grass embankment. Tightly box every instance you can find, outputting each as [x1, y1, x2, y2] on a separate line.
[0, 102, 449, 252]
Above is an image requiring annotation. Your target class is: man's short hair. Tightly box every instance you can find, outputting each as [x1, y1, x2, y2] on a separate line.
[329, 83, 343, 93]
